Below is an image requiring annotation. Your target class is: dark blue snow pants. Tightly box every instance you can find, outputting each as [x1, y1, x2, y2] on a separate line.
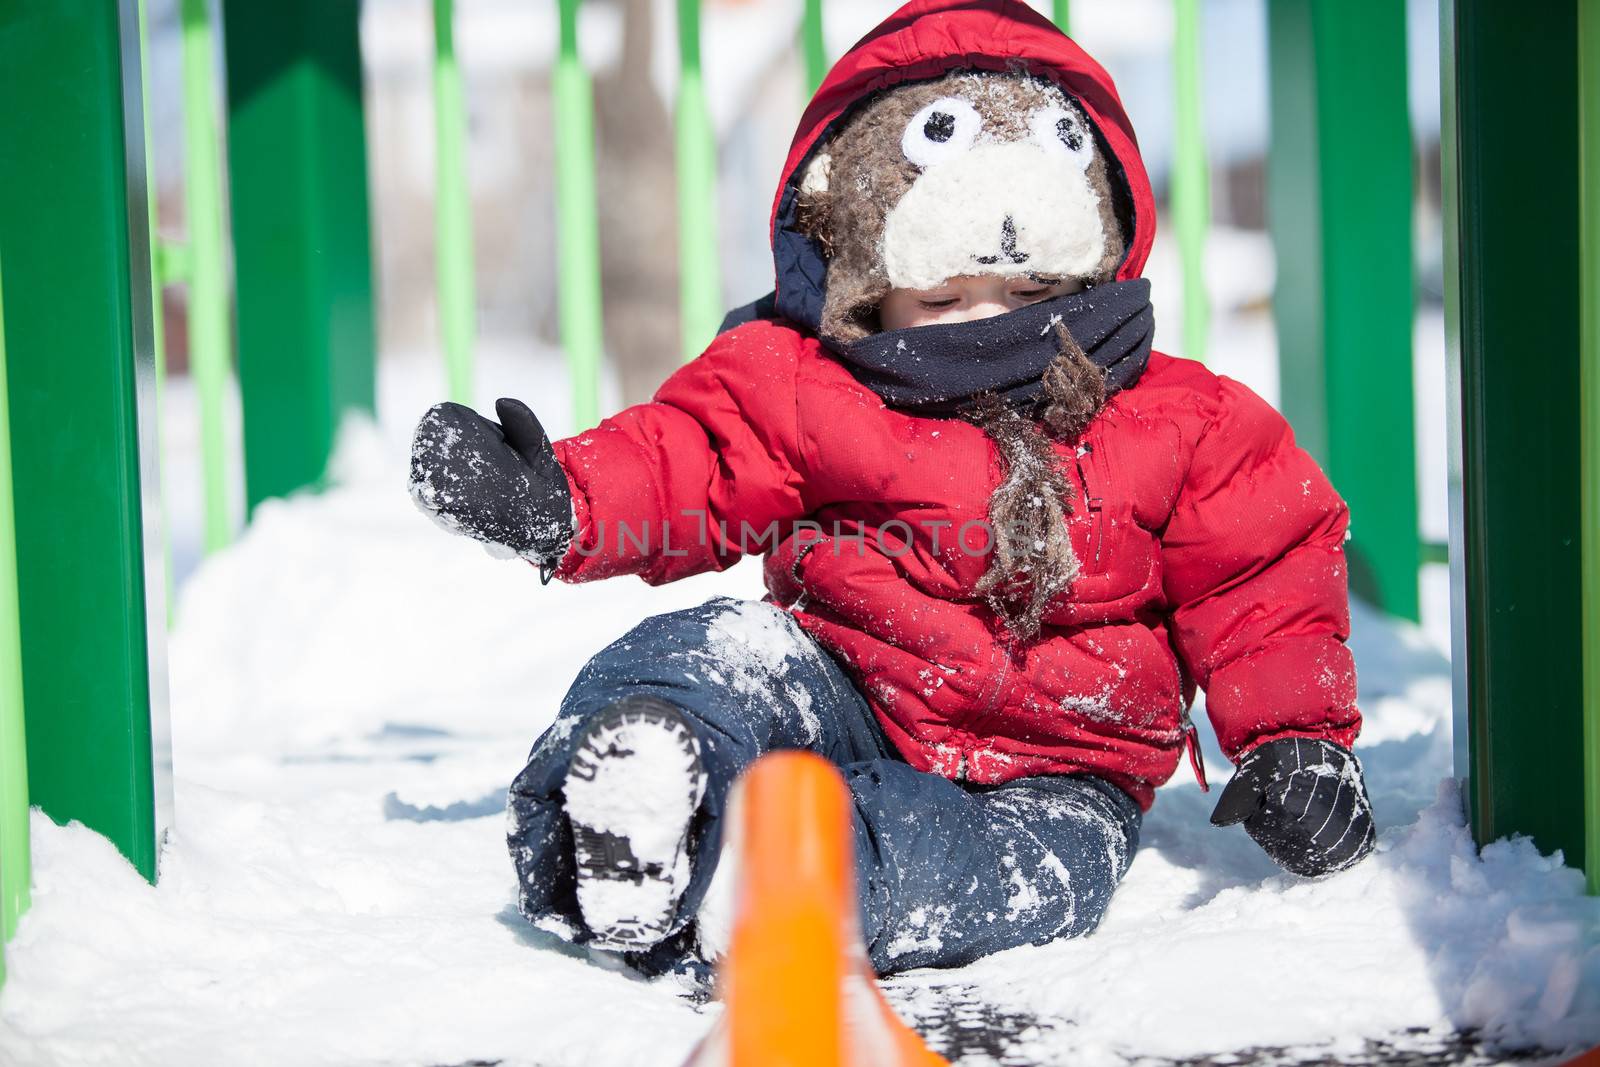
[506, 597, 1141, 976]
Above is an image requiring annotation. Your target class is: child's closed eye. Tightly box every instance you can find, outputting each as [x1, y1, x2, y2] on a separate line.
[1012, 275, 1064, 301]
[918, 295, 961, 310]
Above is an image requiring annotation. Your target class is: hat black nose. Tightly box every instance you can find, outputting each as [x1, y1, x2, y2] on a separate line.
[975, 215, 1031, 266]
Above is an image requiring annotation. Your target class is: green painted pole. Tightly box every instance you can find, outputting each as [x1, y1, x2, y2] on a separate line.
[139, 0, 167, 390]
[1442, 0, 1585, 869]
[433, 0, 477, 406]
[0, 0, 169, 884]
[554, 0, 604, 430]
[1268, 2, 1326, 464]
[0, 258, 30, 987]
[676, 0, 722, 362]
[137, 0, 175, 620]
[802, 0, 827, 93]
[181, 0, 234, 552]
[1171, 0, 1209, 362]
[1053, 0, 1071, 35]
[1267, 0, 1419, 621]
[1579, 0, 1600, 896]
[222, 0, 377, 511]
[157, 239, 193, 287]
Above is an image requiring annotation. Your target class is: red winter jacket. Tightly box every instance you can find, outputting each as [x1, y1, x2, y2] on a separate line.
[551, 0, 1359, 809]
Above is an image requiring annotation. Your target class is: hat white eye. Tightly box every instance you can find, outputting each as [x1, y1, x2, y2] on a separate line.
[1030, 106, 1094, 172]
[901, 97, 981, 168]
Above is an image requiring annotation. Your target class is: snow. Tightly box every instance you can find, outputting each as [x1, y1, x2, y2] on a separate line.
[889, 904, 958, 962]
[691, 783, 739, 964]
[702, 602, 824, 745]
[888, 773, 1600, 1062]
[1, 345, 1596, 1066]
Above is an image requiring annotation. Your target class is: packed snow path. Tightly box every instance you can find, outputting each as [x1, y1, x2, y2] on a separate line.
[1, 376, 1597, 1066]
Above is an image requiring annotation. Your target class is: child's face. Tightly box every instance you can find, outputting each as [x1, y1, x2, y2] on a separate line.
[879, 273, 1083, 331]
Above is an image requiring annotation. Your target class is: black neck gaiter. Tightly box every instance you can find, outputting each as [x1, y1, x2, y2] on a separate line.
[835, 279, 1154, 416]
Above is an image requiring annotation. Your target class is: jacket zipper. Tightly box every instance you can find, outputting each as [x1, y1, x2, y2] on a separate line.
[1088, 495, 1105, 569]
[1077, 441, 1108, 575]
[1180, 706, 1210, 792]
[959, 632, 1018, 783]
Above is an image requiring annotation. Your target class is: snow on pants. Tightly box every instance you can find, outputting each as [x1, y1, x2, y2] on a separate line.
[506, 596, 1142, 975]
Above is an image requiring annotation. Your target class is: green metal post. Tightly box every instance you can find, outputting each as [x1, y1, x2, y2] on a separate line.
[138, 0, 168, 397]
[137, 0, 175, 619]
[1267, 0, 1419, 621]
[1171, 0, 1209, 362]
[554, 0, 604, 430]
[433, 0, 477, 406]
[0, 259, 30, 987]
[182, 0, 235, 552]
[222, 0, 377, 512]
[676, 0, 722, 362]
[138, 0, 166, 428]
[1053, 0, 1071, 36]
[1579, 0, 1600, 896]
[0, 0, 171, 883]
[802, 0, 827, 93]
[1442, 0, 1585, 869]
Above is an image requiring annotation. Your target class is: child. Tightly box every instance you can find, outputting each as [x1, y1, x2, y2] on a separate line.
[409, 0, 1374, 977]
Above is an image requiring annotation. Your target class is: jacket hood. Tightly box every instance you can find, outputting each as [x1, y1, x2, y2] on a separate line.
[769, 0, 1156, 335]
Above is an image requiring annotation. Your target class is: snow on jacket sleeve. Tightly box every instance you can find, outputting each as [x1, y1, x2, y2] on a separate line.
[1161, 375, 1361, 763]
[550, 322, 810, 585]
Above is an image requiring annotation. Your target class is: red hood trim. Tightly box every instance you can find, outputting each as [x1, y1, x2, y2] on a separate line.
[770, 0, 1156, 295]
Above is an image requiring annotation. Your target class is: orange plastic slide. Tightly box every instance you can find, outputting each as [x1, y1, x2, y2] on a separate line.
[683, 751, 948, 1067]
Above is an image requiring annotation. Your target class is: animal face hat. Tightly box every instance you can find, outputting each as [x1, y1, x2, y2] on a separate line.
[795, 70, 1128, 342]
[766, 0, 1157, 340]
[762, 1, 1160, 638]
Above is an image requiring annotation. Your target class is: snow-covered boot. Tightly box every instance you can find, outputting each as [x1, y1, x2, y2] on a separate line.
[564, 696, 708, 951]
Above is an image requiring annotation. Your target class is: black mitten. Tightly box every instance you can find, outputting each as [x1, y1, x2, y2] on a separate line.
[409, 399, 573, 566]
[1210, 737, 1375, 877]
